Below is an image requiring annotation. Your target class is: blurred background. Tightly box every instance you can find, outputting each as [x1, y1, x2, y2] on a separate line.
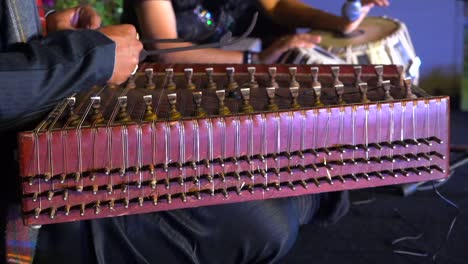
[40, 0, 467, 109]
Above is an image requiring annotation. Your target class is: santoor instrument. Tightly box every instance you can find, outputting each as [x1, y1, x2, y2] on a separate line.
[18, 64, 449, 226]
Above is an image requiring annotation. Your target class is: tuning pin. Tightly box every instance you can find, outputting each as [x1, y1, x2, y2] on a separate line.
[419, 166, 433, 174]
[164, 178, 170, 189]
[354, 66, 363, 86]
[239, 88, 254, 113]
[44, 173, 51, 182]
[289, 67, 300, 88]
[335, 84, 345, 105]
[331, 66, 343, 86]
[430, 151, 446, 160]
[63, 189, 69, 201]
[193, 91, 207, 118]
[47, 190, 54, 201]
[165, 68, 176, 90]
[152, 195, 158, 205]
[66, 97, 80, 126]
[166, 193, 172, 204]
[145, 68, 156, 89]
[184, 68, 196, 90]
[80, 203, 86, 216]
[382, 80, 394, 101]
[216, 90, 231, 116]
[126, 74, 137, 89]
[34, 208, 41, 219]
[266, 87, 278, 111]
[95, 201, 101, 214]
[90, 96, 105, 125]
[219, 172, 226, 182]
[311, 67, 324, 107]
[359, 82, 371, 103]
[143, 95, 157, 121]
[167, 93, 182, 120]
[404, 77, 417, 99]
[374, 65, 384, 87]
[74, 172, 81, 183]
[63, 204, 71, 216]
[138, 196, 144, 206]
[106, 184, 113, 194]
[289, 87, 301, 109]
[124, 198, 130, 208]
[287, 182, 295, 190]
[117, 96, 132, 123]
[104, 200, 113, 212]
[92, 184, 99, 194]
[428, 136, 443, 144]
[268, 67, 279, 88]
[247, 67, 259, 89]
[226, 67, 238, 91]
[220, 188, 228, 198]
[205, 68, 217, 90]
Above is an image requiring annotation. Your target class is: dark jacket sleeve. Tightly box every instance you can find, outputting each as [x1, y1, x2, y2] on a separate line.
[0, 29, 115, 130]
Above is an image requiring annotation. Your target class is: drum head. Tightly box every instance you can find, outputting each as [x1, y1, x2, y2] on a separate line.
[311, 17, 400, 47]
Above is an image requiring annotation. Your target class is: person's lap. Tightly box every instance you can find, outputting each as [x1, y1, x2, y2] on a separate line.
[33, 194, 322, 264]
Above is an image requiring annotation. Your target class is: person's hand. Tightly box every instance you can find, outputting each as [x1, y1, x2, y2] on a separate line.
[362, 0, 390, 7]
[46, 5, 101, 33]
[341, 2, 373, 34]
[342, 0, 389, 34]
[257, 34, 322, 64]
[98, 25, 143, 85]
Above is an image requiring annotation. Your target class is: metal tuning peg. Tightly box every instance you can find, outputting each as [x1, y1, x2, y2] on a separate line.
[205, 67, 217, 90]
[289, 86, 301, 109]
[145, 68, 156, 89]
[289, 67, 300, 88]
[117, 96, 132, 123]
[335, 83, 345, 105]
[359, 82, 371, 103]
[90, 96, 105, 125]
[165, 68, 176, 90]
[331, 66, 345, 104]
[67, 97, 80, 126]
[240, 88, 254, 113]
[167, 93, 182, 119]
[184, 68, 196, 90]
[143, 95, 157, 121]
[268, 67, 279, 88]
[193, 91, 207, 117]
[311, 67, 324, 107]
[383, 80, 394, 101]
[404, 77, 417, 99]
[266, 87, 278, 111]
[126, 74, 137, 89]
[354, 66, 362, 87]
[374, 65, 384, 87]
[396, 65, 405, 87]
[247, 67, 259, 89]
[216, 90, 231, 115]
[226, 67, 238, 92]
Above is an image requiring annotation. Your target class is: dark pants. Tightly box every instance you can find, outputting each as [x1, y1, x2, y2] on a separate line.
[34, 195, 323, 264]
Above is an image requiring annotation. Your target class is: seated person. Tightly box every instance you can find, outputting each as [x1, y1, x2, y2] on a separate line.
[122, 0, 389, 64]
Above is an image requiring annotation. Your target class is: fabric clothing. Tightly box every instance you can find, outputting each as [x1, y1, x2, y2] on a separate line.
[0, 1, 115, 263]
[122, 0, 294, 45]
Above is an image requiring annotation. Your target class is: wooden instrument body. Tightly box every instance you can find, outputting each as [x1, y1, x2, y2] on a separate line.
[18, 64, 449, 226]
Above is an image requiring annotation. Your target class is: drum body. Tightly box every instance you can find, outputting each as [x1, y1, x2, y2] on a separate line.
[310, 16, 421, 84]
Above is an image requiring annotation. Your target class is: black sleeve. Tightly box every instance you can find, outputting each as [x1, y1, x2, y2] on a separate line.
[0, 29, 115, 130]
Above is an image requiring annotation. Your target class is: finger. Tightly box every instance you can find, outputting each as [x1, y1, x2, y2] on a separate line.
[78, 6, 101, 29]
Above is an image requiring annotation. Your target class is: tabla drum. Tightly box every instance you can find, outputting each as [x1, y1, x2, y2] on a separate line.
[309, 16, 421, 84]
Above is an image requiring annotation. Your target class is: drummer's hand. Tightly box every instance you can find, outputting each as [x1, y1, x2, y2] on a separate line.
[98, 25, 143, 85]
[362, 0, 390, 7]
[46, 5, 101, 33]
[342, 2, 374, 34]
[257, 34, 322, 64]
